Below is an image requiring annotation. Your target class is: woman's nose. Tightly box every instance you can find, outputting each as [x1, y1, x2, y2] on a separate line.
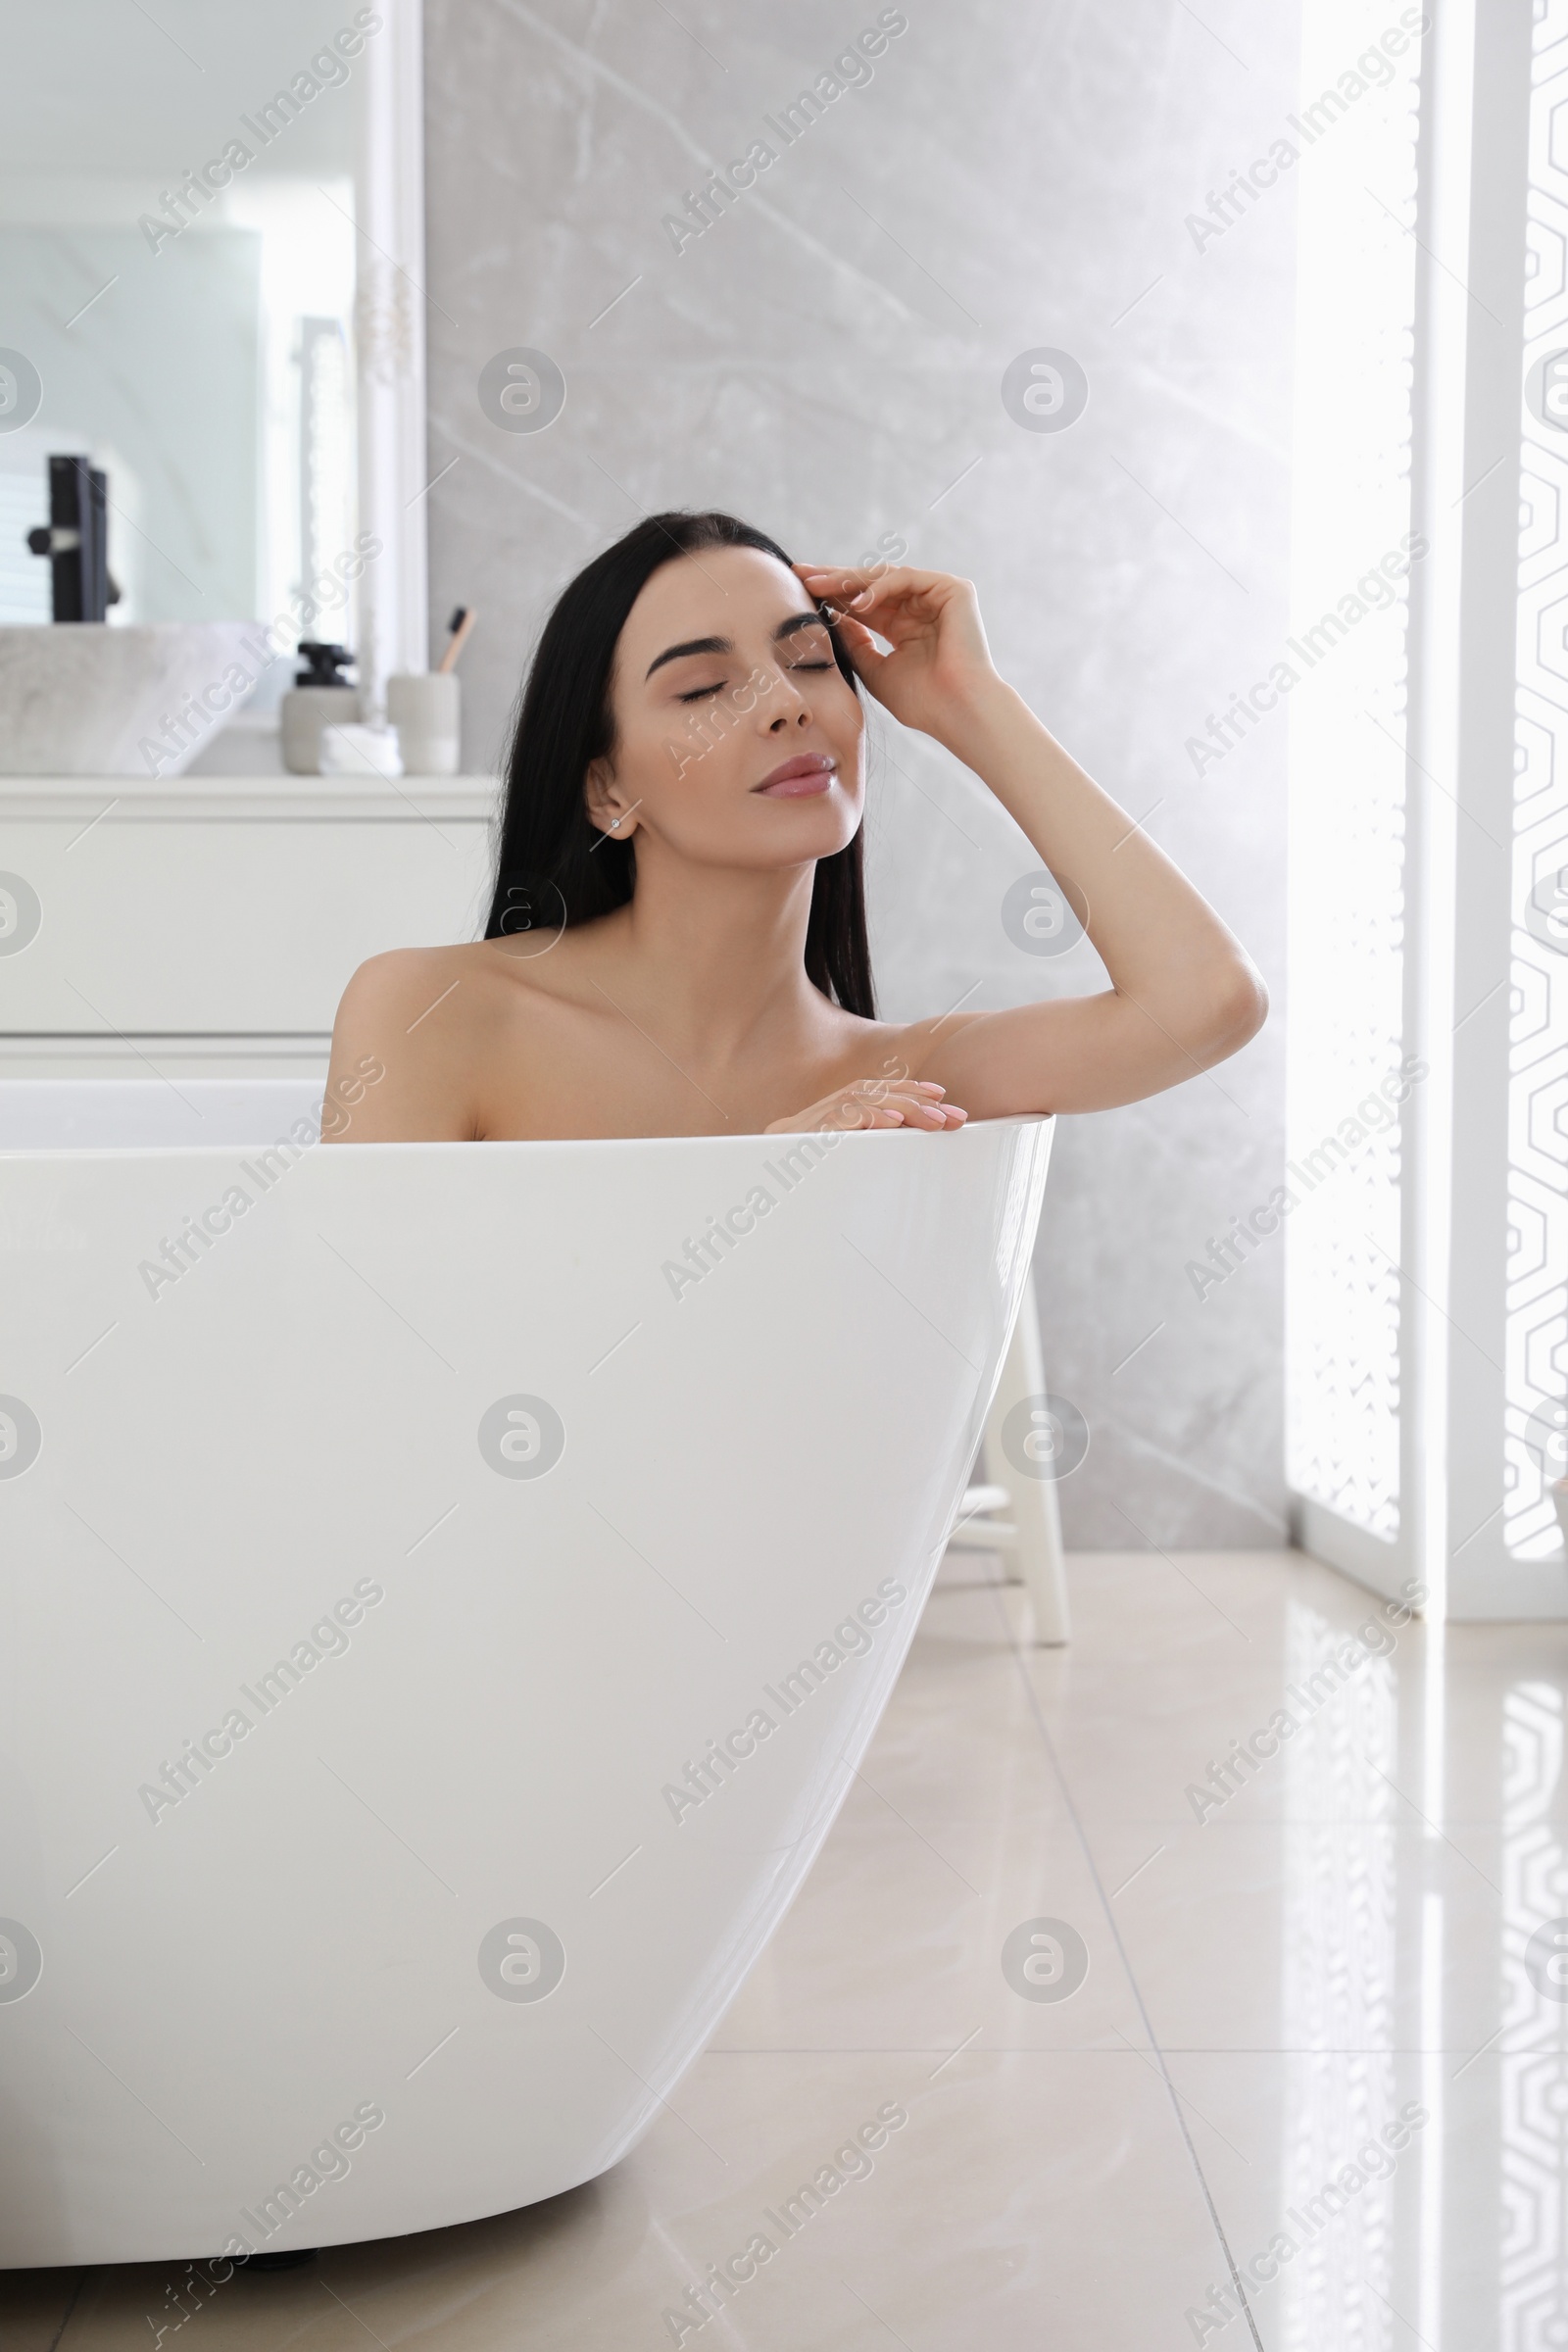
[766, 674, 810, 730]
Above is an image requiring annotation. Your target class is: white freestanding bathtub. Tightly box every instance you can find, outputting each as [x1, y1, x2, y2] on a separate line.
[0, 1081, 1052, 2267]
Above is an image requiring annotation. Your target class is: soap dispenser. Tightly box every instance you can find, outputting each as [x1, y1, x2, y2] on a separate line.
[281, 642, 360, 774]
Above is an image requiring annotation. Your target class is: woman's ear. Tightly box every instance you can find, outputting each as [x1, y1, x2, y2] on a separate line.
[584, 756, 637, 841]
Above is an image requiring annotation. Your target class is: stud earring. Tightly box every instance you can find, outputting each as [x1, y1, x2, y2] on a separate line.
[610, 816, 622, 830]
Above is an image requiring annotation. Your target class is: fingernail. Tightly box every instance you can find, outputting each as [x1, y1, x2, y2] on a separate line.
[916, 1081, 946, 1094]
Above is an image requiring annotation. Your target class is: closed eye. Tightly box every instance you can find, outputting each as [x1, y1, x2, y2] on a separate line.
[676, 680, 726, 703]
[788, 658, 833, 673]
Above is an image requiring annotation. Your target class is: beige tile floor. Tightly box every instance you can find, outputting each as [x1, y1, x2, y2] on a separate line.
[4, 1546, 1559, 2349]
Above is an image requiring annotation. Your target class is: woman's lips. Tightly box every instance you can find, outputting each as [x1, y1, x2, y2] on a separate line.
[754, 754, 836, 798]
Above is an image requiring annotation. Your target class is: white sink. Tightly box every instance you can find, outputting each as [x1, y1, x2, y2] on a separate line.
[0, 622, 262, 776]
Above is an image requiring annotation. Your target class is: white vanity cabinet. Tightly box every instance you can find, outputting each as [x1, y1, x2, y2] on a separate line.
[0, 776, 495, 1079]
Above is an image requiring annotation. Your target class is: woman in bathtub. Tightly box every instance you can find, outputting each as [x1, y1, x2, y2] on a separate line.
[323, 511, 1264, 1140]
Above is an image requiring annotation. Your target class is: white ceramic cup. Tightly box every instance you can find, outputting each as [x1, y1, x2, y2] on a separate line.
[388, 671, 461, 776]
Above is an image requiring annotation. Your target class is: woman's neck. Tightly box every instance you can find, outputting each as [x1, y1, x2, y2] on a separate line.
[597, 850, 828, 1067]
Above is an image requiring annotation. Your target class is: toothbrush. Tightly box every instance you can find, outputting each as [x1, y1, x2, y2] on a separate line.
[437, 606, 476, 674]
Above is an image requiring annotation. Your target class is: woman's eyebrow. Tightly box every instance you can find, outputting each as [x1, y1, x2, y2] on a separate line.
[645, 633, 731, 679]
[644, 611, 827, 680]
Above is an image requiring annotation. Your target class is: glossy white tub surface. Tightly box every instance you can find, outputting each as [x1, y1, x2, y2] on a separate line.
[0, 1082, 1052, 2266]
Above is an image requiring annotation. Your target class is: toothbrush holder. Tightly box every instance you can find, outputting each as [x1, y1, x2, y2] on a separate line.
[387, 671, 461, 777]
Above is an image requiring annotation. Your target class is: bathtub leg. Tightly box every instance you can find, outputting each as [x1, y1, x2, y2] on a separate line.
[986, 1275, 1071, 1647]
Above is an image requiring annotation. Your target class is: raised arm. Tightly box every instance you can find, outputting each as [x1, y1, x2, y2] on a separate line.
[796, 562, 1267, 1117]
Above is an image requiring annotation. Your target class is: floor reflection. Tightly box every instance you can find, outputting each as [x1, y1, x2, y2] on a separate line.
[1279, 1594, 1399, 2349]
[1501, 1679, 1568, 2346]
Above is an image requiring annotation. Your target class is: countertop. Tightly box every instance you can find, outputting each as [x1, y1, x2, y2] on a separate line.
[0, 774, 498, 821]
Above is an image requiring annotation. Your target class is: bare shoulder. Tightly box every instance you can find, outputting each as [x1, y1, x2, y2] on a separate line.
[336, 941, 489, 1022]
[324, 943, 513, 1141]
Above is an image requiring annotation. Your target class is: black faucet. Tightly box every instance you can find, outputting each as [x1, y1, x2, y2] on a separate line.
[26, 454, 121, 622]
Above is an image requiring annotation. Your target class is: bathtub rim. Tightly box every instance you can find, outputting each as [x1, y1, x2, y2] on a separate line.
[0, 1109, 1054, 1160]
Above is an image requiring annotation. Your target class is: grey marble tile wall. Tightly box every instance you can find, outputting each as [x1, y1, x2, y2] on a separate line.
[422, 0, 1297, 1548]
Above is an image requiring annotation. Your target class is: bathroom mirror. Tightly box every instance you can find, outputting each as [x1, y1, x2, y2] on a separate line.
[0, 0, 427, 742]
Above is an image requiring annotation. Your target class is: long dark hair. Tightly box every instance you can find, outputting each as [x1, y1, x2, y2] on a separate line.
[484, 510, 875, 1018]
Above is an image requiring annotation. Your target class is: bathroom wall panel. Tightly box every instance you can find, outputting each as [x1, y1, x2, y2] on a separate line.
[421, 0, 1296, 1546]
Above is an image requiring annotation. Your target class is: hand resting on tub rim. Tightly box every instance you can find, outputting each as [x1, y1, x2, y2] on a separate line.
[323, 512, 1265, 1142]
